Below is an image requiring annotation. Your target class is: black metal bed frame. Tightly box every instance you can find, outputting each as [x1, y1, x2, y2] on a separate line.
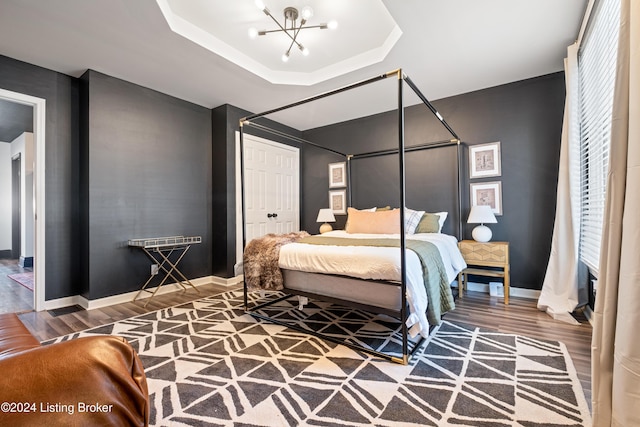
[238, 69, 463, 364]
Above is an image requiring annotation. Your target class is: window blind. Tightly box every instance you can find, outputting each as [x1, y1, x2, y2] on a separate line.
[577, 0, 620, 275]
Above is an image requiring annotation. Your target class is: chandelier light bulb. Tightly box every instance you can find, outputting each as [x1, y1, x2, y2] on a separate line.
[281, 52, 290, 62]
[255, 0, 266, 11]
[301, 6, 314, 20]
[248, 27, 258, 39]
[300, 46, 310, 56]
[327, 20, 338, 30]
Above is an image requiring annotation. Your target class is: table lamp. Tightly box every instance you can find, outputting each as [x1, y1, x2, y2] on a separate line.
[467, 205, 497, 242]
[316, 208, 336, 234]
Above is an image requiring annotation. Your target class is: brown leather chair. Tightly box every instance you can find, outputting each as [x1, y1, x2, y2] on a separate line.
[0, 313, 149, 426]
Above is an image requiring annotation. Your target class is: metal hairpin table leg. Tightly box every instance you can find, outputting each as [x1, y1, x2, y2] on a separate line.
[134, 251, 175, 307]
[128, 236, 202, 307]
[153, 246, 199, 292]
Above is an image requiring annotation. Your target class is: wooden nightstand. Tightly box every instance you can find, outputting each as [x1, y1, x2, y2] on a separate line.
[457, 240, 510, 304]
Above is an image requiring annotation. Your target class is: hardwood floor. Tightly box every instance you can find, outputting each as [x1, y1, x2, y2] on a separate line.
[0, 258, 33, 314]
[18, 283, 232, 342]
[17, 285, 592, 408]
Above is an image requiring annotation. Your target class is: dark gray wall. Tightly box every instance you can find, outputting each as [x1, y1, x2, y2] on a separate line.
[211, 105, 231, 278]
[0, 54, 79, 300]
[442, 73, 564, 290]
[80, 70, 212, 299]
[302, 73, 565, 290]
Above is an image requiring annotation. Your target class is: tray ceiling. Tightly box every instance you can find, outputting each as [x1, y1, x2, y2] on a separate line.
[159, 0, 401, 85]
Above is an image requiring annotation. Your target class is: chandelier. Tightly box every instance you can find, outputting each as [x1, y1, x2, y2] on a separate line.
[249, 0, 338, 62]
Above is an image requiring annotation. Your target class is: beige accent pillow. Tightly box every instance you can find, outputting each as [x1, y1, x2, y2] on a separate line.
[415, 212, 441, 233]
[345, 207, 400, 234]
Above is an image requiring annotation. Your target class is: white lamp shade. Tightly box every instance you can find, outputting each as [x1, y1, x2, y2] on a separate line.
[316, 208, 336, 223]
[467, 205, 497, 224]
[317, 208, 335, 234]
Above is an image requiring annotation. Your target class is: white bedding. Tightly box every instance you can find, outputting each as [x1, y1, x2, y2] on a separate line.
[278, 230, 467, 338]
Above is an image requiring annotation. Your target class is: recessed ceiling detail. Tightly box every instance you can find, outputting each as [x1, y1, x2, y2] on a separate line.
[156, 0, 402, 86]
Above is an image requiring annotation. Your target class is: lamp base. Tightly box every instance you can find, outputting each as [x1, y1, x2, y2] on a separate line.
[319, 223, 333, 234]
[472, 224, 492, 242]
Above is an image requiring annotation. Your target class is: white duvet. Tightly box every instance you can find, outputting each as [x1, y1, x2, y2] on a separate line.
[278, 230, 467, 337]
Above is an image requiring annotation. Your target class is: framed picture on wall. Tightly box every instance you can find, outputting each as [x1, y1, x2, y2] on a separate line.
[469, 142, 501, 178]
[329, 189, 347, 214]
[470, 181, 502, 215]
[329, 162, 346, 188]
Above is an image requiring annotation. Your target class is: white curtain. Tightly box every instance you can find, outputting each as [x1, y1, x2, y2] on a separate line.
[591, 0, 640, 425]
[537, 43, 581, 325]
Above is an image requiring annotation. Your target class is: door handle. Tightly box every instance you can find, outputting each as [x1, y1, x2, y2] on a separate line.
[267, 213, 278, 218]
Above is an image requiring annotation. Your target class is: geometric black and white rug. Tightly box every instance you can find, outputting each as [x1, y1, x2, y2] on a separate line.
[48, 290, 591, 426]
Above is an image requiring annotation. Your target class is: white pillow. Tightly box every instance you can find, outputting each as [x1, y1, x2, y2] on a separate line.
[404, 208, 425, 234]
[431, 212, 448, 232]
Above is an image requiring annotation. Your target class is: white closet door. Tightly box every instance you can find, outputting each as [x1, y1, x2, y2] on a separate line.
[239, 134, 300, 250]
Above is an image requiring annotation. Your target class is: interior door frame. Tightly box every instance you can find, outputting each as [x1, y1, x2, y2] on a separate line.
[235, 131, 300, 270]
[0, 88, 46, 311]
[11, 154, 21, 260]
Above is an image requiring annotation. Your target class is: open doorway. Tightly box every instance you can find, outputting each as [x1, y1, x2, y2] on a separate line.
[0, 89, 46, 313]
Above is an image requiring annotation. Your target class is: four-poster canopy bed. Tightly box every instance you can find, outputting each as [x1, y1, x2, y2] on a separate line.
[239, 69, 467, 364]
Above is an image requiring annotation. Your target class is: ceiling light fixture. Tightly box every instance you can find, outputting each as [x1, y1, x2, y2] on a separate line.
[249, 0, 338, 62]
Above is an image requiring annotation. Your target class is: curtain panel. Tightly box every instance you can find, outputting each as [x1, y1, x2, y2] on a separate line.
[537, 43, 582, 325]
[591, 0, 640, 424]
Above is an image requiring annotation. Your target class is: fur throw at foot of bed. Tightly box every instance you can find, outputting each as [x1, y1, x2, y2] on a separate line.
[243, 231, 310, 291]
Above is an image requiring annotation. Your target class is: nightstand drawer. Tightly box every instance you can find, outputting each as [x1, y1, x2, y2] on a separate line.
[458, 240, 508, 267]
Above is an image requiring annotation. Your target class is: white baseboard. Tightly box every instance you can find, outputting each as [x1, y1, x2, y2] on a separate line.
[43, 295, 86, 311]
[211, 274, 243, 287]
[42, 275, 243, 312]
[455, 280, 541, 300]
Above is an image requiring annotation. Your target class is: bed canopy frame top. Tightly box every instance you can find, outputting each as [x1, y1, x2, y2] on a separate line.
[239, 69, 464, 364]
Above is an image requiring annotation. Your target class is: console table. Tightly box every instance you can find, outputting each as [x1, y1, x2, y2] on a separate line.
[128, 236, 202, 306]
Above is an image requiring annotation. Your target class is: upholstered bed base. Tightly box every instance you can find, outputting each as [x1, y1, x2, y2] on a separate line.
[281, 269, 402, 313]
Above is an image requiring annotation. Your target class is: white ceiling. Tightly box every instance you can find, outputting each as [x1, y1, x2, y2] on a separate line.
[0, 0, 587, 130]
